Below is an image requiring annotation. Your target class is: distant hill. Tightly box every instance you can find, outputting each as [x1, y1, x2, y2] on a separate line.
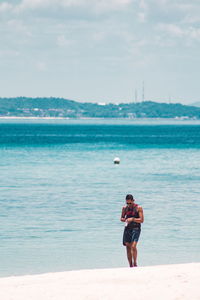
[0, 97, 200, 119]
[190, 101, 200, 107]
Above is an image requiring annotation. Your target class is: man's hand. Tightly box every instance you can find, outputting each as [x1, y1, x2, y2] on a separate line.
[126, 217, 134, 224]
[121, 218, 126, 222]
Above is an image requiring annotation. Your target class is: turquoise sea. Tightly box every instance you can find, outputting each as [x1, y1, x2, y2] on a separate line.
[0, 119, 200, 277]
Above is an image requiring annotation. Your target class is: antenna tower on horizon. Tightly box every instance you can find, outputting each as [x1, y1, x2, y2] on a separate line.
[135, 89, 138, 103]
[142, 81, 145, 102]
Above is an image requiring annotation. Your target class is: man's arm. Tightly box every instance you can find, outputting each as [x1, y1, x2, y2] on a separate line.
[127, 206, 144, 224]
[120, 206, 126, 222]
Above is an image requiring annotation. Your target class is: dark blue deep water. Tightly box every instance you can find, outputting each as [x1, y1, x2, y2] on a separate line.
[0, 122, 200, 147]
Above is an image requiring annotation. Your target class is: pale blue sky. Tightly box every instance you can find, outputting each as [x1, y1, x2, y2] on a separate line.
[0, 0, 199, 104]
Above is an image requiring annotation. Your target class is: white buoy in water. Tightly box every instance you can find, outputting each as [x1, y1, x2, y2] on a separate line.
[114, 157, 120, 164]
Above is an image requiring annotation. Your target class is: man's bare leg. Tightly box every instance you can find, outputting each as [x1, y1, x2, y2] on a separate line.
[131, 242, 138, 266]
[125, 243, 133, 267]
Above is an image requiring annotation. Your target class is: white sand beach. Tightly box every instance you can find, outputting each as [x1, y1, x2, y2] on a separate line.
[0, 263, 199, 300]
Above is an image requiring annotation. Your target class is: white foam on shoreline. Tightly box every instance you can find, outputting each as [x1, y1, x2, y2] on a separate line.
[0, 263, 199, 300]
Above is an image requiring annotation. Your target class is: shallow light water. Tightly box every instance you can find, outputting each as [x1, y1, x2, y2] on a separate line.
[0, 119, 200, 276]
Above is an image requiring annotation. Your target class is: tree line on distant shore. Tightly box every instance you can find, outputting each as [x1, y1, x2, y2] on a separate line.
[0, 97, 200, 119]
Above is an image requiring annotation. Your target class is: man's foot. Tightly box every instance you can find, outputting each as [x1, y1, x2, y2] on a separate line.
[133, 263, 137, 267]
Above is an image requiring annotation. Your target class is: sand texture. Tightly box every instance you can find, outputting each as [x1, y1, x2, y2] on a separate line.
[0, 263, 199, 300]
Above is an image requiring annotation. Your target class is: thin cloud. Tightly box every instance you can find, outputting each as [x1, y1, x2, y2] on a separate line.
[139, 0, 147, 10]
[158, 24, 184, 38]
[0, 49, 20, 58]
[158, 23, 200, 41]
[7, 19, 32, 36]
[6, 0, 134, 14]
[137, 12, 146, 23]
[146, 0, 200, 24]
[36, 61, 47, 71]
[57, 35, 73, 47]
[0, 2, 13, 13]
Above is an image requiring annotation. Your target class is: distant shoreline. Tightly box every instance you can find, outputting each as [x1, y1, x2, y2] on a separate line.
[1, 98, 200, 119]
[0, 116, 199, 120]
[0, 116, 69, 120]
[1, 117, 200, 126]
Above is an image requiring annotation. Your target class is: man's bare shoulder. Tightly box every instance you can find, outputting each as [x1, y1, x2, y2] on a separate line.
[137, 205, 143, 211]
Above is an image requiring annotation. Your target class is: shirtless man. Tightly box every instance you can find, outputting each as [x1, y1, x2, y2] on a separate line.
[121, 194, 144, 267]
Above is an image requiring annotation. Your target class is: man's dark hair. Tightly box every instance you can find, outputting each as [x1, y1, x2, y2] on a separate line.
[126, 194, 134, 201]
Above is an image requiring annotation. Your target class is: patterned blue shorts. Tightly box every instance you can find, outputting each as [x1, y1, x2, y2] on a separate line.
[123, 227, 141, 245]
